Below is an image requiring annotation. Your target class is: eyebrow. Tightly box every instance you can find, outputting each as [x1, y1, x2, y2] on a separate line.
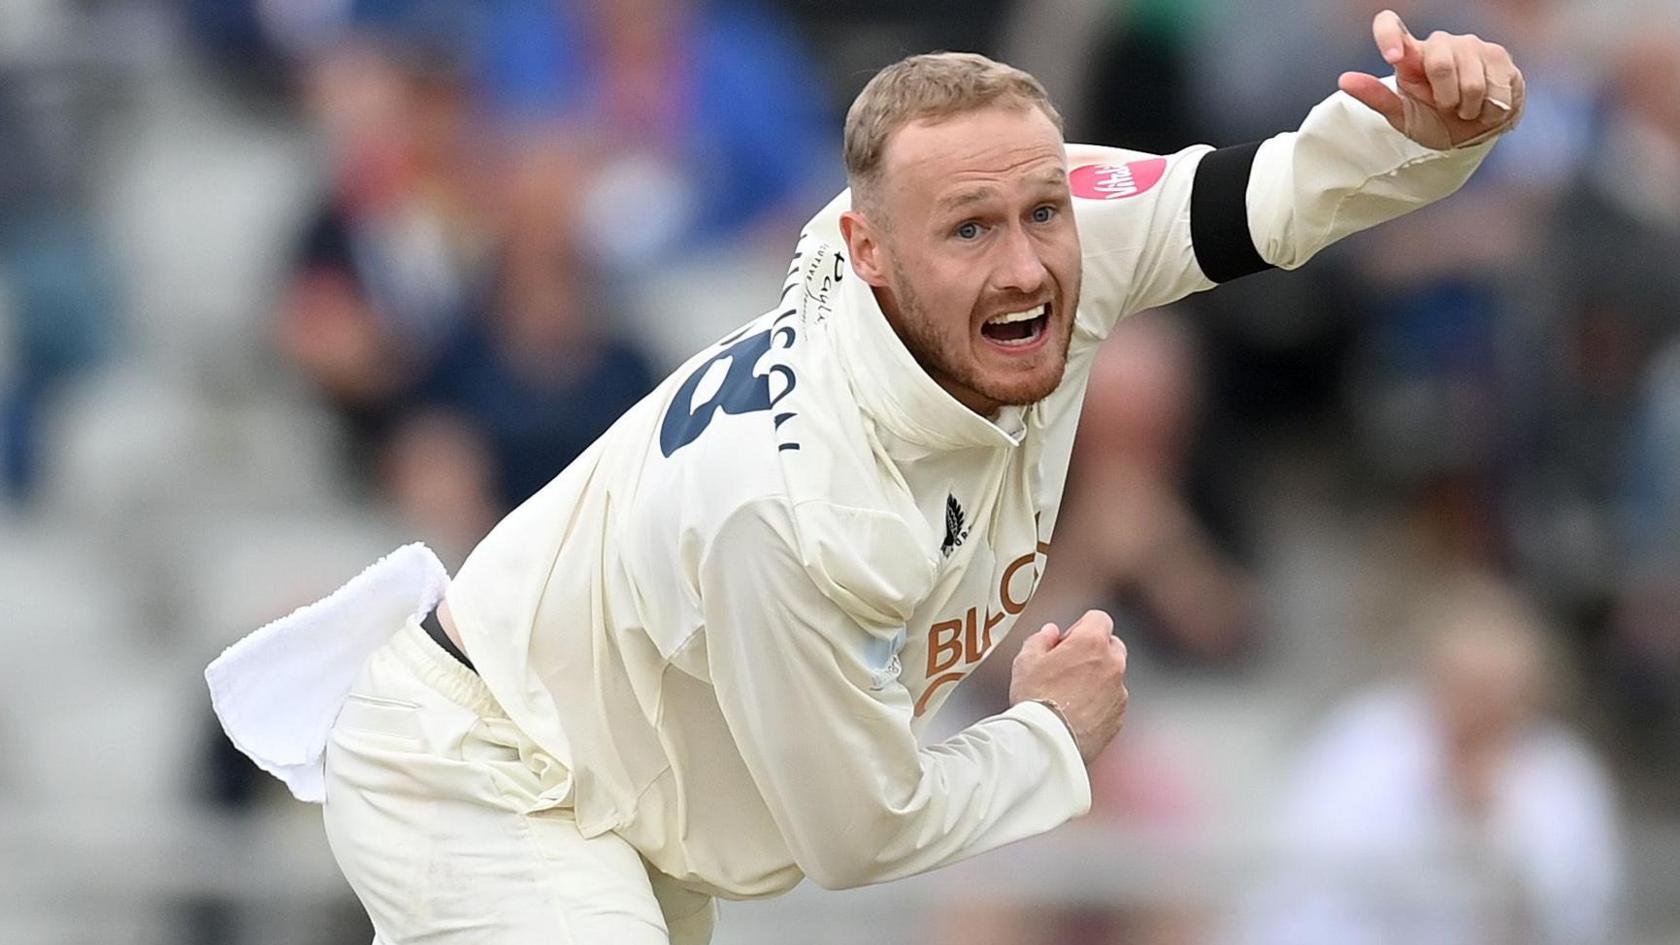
[935, 187, 998, 213]
[1031, 167, 1069, 188]
[933, 169, 1068, 214]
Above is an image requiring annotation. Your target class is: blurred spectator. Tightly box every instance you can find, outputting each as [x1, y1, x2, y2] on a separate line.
[0, 47, 119, 502]
[0, 214, 117, 502]
[1192, 0, 1468, 145]
[1607, 558, 1680, 806]
[1240, 575, 1623, 945]
[1512, 18, 1680, 613]
[1606, 341, 1680, 800]
[1619, 342, 1680, 564]
[1163, 1, 1402, 484]
[276, 37, 486, 471]
[378, 408, 502, 564]
[182, 0, 295, 87]
[1004, 0, 1206, 152]
[1030, 313, 1255, 671]
[185, 0, 484, 80]
[1074, 0, 1209, 152]
[1469, 0, 1600, 194]
[403, 142, 656, 511]
[474, 0, 839, 265]
[1336, 3, 1598, 576]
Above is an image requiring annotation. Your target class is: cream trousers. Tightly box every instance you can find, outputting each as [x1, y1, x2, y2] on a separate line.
[322, 619, 716, 944]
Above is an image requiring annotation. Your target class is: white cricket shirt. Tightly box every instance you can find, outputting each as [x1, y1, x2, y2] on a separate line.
[446, 88, 1498, 899]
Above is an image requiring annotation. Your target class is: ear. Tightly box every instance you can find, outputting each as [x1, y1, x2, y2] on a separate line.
[840, 209, 891, 289]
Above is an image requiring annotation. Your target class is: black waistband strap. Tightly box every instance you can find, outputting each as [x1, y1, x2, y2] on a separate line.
[422, 607, 476, 674]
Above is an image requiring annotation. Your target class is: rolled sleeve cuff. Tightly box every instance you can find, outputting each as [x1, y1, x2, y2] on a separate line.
[1004, 699, 1093, 818]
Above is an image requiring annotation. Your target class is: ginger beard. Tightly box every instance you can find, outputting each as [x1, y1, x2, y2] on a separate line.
[882, 253, 1078, 413]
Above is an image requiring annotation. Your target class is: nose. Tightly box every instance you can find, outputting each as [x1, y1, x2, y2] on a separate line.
[994, 225, 1049, 296]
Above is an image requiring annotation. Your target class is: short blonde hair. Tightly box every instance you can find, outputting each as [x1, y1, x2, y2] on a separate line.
[844, 52, 1064, 211]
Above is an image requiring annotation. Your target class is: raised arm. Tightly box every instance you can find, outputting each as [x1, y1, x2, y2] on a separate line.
[1072, 10, 1525, 338]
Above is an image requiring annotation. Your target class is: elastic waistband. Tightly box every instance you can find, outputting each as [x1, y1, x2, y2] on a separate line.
[389, 617, 505, 719]
[422, 607, 476, 672]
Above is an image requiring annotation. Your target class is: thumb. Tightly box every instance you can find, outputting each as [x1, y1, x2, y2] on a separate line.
[1339, 71, 1406, 128]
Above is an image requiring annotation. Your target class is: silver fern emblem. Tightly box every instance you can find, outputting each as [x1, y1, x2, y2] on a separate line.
[941, 494, 968, 556]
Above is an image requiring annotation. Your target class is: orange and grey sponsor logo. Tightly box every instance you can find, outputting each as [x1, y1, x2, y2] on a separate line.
[913, 540, 1051, 717]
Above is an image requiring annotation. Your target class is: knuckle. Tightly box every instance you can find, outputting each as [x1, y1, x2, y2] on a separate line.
[1427, 60, 1455, 78]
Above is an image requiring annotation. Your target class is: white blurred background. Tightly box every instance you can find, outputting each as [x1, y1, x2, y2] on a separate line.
[3, 0, 1680, 942]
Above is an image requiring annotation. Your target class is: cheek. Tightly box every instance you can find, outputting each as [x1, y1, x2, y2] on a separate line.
[1053, 251, 1083, 309]
[1024, 229, 1081, 298]
[916, 264, 983, 333]
[1052, 235, 1083, 289]
[950, 283, 989, 338]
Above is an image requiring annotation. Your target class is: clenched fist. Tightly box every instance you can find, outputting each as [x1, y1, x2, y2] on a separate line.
[1009, 609, 1129, 764]
[1339, 9, 1526, 150]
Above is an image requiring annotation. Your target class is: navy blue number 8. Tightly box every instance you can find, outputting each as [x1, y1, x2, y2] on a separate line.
[660, 329, 796, 457]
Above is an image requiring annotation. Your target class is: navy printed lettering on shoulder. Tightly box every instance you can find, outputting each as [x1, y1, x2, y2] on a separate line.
[660, 320, 799, 457]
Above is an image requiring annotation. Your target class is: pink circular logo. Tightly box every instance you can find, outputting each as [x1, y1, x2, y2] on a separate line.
[1069, 158, 1168, 200]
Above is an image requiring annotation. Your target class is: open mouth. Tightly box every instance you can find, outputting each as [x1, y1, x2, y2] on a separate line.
[980, 303, 1051, 349]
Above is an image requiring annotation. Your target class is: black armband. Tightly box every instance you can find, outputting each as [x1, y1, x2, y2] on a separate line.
[1190, 141, 1275, 283]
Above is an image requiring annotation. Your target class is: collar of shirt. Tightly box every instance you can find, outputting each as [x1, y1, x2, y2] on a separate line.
[830, 258, 1026, 457]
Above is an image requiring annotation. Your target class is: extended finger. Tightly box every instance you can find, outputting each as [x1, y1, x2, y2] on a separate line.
[1422, 33, 1459, 110]
[1372, 9, 1404, 63]
[1454, 38, 1488, 121]
[1372, 9, 1419, 67]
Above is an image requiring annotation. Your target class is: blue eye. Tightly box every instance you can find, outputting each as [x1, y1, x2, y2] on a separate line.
[955, 221, 982, 240]
[1032, 205, 1056, 223]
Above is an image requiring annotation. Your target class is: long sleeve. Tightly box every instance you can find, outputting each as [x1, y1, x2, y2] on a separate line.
[699, 497, 1091, 891]
[1071, 80, 1501, 341]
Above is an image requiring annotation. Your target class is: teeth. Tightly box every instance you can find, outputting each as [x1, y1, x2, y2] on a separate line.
[986, 304, 1046, 326]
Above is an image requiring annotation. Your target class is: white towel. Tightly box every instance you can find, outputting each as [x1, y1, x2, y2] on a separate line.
[205, 542, 449, 803]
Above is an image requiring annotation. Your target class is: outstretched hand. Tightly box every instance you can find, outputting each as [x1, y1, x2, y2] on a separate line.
[1339, 10, 1525, 150]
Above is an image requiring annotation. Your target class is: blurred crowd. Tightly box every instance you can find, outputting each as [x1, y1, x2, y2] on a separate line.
[3, 0, 1680, 942]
